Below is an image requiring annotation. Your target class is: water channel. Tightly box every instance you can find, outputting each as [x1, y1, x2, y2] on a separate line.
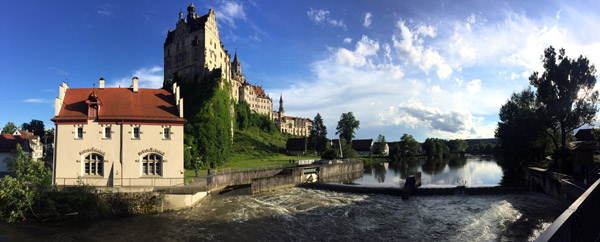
[0, 156, 567, 241]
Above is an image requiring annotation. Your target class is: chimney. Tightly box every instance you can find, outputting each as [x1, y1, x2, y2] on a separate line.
[178, 98, 184, 118]
[176, 86, 180, 104]
[99, 78, 105, 90]
[132, 76, 138, 93]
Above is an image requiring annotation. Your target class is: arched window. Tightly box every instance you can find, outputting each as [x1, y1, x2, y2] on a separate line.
[142, 153, 162, 176]
[84, 153, 103, 176]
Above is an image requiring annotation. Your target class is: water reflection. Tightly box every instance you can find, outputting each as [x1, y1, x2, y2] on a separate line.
[358, 155, 503, 187]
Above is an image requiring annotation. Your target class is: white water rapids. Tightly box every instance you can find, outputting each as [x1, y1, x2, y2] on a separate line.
[1, 187, 566, 241]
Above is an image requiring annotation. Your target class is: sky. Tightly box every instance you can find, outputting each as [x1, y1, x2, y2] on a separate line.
[1, 0, 600, 142]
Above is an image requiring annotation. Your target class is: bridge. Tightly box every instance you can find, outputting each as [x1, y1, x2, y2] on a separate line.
[535, 165, 600, 242]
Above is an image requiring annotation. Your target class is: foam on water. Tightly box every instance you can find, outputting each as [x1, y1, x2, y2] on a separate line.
[0, 188, 565, 242]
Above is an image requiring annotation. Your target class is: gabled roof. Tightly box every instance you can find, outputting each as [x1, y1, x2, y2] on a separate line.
[575, 129, 595, 142]
[0, 134, 29, 153]
[352, 139, 373, 152]
[251, 85, 269, 99]
[52, 88, 185, 123]
[286, 138, 307, 152]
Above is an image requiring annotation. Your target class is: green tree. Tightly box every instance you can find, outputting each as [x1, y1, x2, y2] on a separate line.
[308, 113, 328, 154]
[0, 144, 51, 222]
[448, 139, 467, 153]
[496, 88, 552, 170]
[372, 134, 387, 155]
[335, 112, 360, 144]
[2, 122, 17, 134]
[21, 120, 45, 136]
[177, 69, 232, 169]
[398, 134, 419, 158]
[529, 46, 598, 164]
[423, 138, 449, 158]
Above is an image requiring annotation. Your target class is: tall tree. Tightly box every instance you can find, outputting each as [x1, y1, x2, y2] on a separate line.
[308, 113, 328, 154]
[496, 88, 552, 170]
[21, 120, 45, 136]
[529, 46, 598, 162]
[373, 134, 387, 155]
[398, 134, 418, 158]
[335, 112, 360, 143]
[2, 122, 17, 134]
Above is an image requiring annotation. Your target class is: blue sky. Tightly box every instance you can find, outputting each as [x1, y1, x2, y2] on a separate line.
[1, 0, 600, 142]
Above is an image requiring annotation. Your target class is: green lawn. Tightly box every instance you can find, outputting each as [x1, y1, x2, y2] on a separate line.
[184, 127, 320, 183]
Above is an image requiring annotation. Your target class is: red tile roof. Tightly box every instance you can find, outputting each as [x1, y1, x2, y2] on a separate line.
[51, 88, 185, 123]
[251, 85, 269, 99]
[0, 134, 28, 152]
[352, 139, 373, 152]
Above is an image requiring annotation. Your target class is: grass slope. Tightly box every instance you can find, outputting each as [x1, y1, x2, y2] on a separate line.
[184, 127, 319, 182]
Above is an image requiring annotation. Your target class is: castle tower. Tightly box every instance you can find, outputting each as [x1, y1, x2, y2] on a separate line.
[278, 95, 284, 120]
[232, 50, 241, 77]
[164, 5, 231, 85]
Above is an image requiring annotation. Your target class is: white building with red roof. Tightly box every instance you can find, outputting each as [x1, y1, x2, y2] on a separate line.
[51, 77, 185, 187]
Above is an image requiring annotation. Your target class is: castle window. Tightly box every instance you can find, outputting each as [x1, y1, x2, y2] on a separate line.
[142, 153, 162, 176]
[84, 153, 103, 176]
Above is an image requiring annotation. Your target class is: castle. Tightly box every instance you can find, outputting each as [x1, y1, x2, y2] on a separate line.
[164, 3, 311, 136]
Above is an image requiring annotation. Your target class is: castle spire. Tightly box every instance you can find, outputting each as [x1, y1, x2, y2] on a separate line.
[233, 49, 239, 63]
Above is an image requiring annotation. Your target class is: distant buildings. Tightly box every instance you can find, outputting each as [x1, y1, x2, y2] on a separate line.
[51, 78, 185, 187]
[0, 131, 44, 175]
[163, 4, 273, 119]
[273, 95, 312, 136]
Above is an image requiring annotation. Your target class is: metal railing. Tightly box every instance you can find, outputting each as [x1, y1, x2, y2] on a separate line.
[210, 163, 296, 175]
[535, 177, 600, 241]
[54, 177, 185, 187]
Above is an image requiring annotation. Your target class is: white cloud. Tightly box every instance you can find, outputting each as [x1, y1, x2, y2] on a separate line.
[509, 72, 520, 80]
[363, 12, 372, 28]
[430, 85, 442, 93]
[343, 37, 352, 44]
[466, 79, 482, 94]
[392, 20, 452, 79]
[97, 3, 114, 17]
[387, 100, 480, 134]
[335, 35, 380, 67]
[49, 66, 68, 76]
[23, 98, 53, 104]
[307, 8, 346, 30]
[216, 1, 246, 28]
[109, 66, 163, 89]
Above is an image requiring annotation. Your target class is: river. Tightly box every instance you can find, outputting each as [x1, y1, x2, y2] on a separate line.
[0, 155, 567, 241]
[1, 187, 565, 241]
[357, 155, 503, 187]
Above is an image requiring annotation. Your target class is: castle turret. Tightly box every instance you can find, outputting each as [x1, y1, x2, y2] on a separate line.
[187, 2, 196, 22]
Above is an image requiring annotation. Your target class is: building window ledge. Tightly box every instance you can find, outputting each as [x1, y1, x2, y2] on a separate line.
[140, 175, 163, 178]
[102, 138, 112, 140]
[81, 175, 104, 179]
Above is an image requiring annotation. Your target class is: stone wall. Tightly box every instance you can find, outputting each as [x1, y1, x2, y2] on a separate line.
[209, 168, 283, 191]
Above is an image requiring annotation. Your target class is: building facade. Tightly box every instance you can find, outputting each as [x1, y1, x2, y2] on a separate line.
[51, 78, 185, 187]
[164, 3, 273, 117]
[273, 96, 312, 136]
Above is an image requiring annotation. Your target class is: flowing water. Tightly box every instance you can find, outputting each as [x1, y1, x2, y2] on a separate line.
[357, 155, 503, 187]
[0, 187, 565, 242]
